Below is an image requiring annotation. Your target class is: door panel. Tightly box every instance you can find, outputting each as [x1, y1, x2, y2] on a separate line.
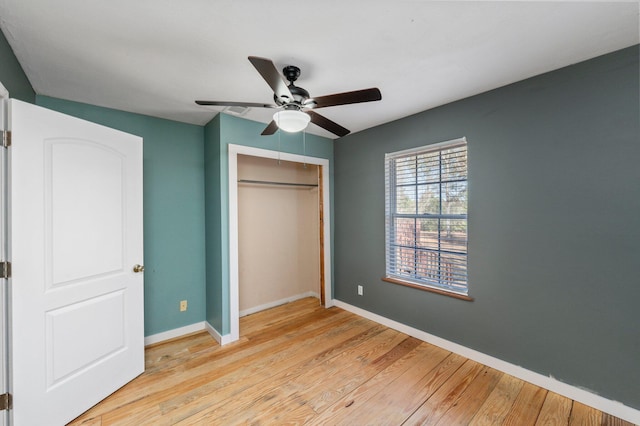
[8, 99, 144, 425]
[47, 139, 125, 285]
[46, 290, 126, 388]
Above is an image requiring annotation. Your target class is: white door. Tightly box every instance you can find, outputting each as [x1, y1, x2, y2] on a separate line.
[7, 99, 144, 425]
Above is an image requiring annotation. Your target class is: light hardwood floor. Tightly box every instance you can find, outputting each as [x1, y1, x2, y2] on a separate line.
[69, 298, 635, 425]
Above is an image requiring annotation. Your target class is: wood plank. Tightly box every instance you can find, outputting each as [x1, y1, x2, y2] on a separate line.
[535, 391, 572, 426]
[601, 413, 637, 426]
[248, 335, 426, 425]
[403, 359, 485, 425]
[503, 382, 548, 426]
[469, 373, 525, 425]
[432, 367, 503, 425]
[299, 343, 444, 424]
[296, 343, 451, 425]
[569, 401, 602, 425]
[309, 350, 466, 426]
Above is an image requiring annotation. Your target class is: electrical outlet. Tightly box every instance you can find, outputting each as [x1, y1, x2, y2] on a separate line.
[357, 285, 363, 296]
[180, 300, 188, 312]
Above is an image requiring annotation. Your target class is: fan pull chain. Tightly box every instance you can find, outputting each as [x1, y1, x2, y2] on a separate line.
[303, 130, 307, 169]
[278, 111, 282, 166]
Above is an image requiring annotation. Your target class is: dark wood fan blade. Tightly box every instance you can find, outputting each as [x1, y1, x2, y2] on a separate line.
[261, 120, 279, 135]
[307, 111, 350, 137]
[306, 88, 382, 109]
[195, 100, 277, 108]
[248, 56, 294, 101]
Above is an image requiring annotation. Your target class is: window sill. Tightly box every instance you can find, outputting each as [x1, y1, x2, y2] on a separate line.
[382, 276, 474, 301]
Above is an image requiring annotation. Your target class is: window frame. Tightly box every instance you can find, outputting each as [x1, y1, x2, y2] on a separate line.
[383, 137, 472, 301]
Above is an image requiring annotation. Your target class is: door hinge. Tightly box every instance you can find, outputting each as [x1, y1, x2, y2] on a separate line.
[0, 261, 10, 279]
[0, 393, 11, 411]
[1, 130, 10, 148]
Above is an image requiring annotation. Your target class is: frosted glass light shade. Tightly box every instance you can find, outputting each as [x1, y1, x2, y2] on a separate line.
[273, 110, 311, 133]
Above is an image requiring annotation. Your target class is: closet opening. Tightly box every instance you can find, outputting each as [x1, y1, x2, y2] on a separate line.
[237, 154, 322, 316]
[228, 144, 332, 342]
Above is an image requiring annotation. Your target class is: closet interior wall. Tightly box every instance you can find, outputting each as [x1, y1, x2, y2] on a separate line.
[237, 154, 320, 316]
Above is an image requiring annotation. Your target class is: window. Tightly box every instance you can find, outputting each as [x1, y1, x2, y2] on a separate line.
[384, 138, 470, 299]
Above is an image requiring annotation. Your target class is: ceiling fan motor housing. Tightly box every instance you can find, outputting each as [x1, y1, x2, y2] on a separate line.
[272, 65, 310, 107]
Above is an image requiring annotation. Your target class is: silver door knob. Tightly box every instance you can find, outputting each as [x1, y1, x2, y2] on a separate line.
[133, 264, 144, 273]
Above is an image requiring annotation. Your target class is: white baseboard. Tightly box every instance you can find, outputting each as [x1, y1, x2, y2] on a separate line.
[333, 300, 640, 425]
[239, 291, 319, 317]
[205, 321, 237, 346]
[143, 293, 322, 348]
[144, 321, 206, 346]
[145, 320, 237, 347]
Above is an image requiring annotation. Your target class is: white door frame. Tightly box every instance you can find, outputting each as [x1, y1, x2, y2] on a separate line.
[228, 144, 333, 342]
[0, 87, 8, 426]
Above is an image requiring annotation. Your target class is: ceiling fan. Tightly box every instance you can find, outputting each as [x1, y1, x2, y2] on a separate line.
[196, 56, 382, 137]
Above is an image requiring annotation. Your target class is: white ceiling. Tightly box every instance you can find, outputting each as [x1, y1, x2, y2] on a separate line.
[0, 1, 638, 139]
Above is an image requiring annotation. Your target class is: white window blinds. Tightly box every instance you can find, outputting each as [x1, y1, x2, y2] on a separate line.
[384, 138, 468, 295]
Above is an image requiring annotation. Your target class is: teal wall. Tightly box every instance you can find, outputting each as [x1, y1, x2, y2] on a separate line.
[204, 115, 223, 331]
[204, 113, 333, 334]
[333, 46, 640, 409]
[36, 96, 207, 337]
[0, 28, 35, 103]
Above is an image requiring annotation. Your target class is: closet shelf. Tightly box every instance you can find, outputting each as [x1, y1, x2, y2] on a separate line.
[238, 179, 318, 188]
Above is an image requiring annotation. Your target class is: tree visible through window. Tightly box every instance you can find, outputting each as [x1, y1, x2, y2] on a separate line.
[384, 138, 468, 296]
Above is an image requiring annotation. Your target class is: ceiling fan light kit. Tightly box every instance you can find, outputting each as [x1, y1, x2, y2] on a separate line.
[273, 110, 311, 133]
[196, 56, 382, 137]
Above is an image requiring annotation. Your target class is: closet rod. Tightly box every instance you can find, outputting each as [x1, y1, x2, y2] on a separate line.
[238, 179, 318, 188]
